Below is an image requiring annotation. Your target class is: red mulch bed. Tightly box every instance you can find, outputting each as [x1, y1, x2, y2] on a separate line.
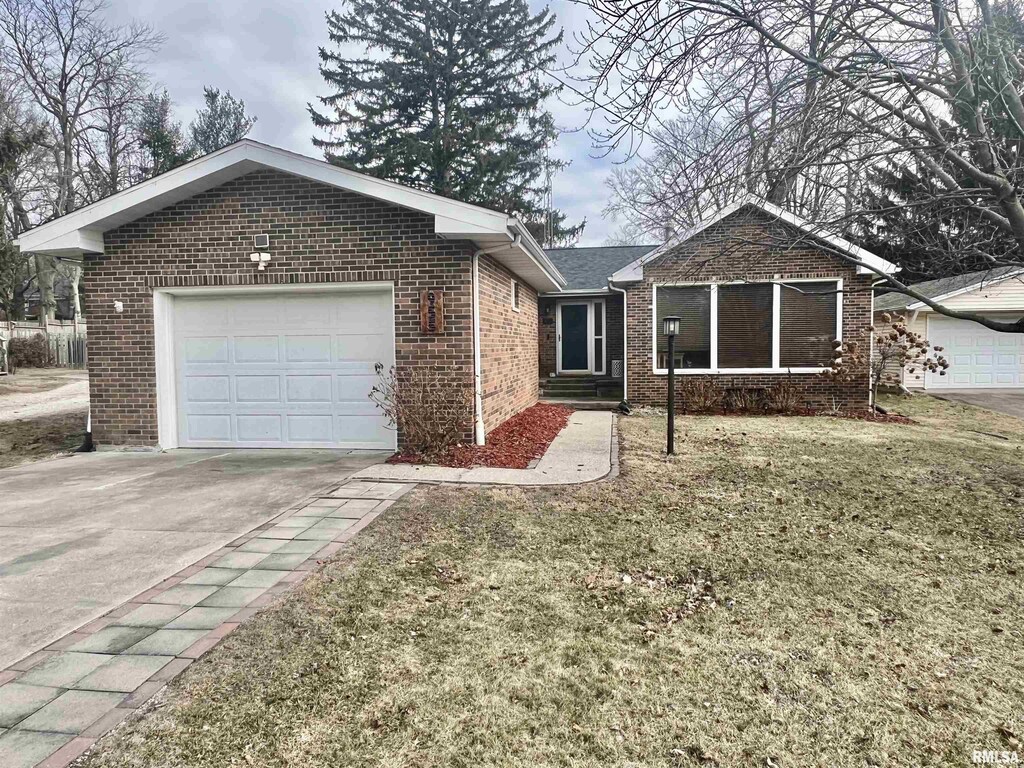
[387, 403, 575, 469]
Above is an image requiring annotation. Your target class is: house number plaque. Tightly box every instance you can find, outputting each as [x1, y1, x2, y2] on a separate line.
[420, 289, 444, 334]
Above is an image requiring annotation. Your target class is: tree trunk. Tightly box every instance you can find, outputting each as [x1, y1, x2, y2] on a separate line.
[35, 253, 57, 322]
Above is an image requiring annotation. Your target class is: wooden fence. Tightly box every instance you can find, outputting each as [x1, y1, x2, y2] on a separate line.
[0, 320, 88, 371]
[47, 334, 88, 368]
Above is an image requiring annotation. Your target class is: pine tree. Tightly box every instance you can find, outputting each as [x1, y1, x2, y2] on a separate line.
[188, 87, 257, 156]
[310, 0, 581, 245]
[137, 90, 188, 178]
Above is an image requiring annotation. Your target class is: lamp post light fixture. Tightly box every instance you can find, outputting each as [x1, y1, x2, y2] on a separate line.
[663, 315, 680, 455]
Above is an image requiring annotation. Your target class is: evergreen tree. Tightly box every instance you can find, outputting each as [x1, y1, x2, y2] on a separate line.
[188, 87, 256, 156]
[137, 90, 188, 178]
[310, 0, 581, 245]
[854, 3, 1024, 282]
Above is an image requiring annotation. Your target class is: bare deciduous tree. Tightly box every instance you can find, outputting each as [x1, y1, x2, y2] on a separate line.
[572, 0, 1024, 332]
[0, 0, 161, 320]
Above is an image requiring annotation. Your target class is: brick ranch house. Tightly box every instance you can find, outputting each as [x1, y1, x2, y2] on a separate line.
[543, 198, 896, 410]
[17, 143, 895, 450]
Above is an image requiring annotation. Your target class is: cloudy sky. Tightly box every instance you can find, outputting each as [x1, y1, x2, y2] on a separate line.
[105, 0, 631, 245]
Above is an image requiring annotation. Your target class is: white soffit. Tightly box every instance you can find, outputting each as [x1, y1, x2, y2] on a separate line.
[609, 196, 899, 282]
[15, 139, 566, 293]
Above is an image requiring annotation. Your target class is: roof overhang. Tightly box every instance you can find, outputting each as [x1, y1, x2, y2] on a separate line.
[15, 139, 566, 293]
[609, 196, 899, 283]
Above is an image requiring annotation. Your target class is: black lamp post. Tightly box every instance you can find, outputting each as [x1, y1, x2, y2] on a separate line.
[663, 315, 680, 455]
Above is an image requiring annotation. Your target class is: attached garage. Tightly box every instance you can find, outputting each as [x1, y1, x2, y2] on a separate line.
[160, 286, 394, 449]
[15, 140, 566, 450]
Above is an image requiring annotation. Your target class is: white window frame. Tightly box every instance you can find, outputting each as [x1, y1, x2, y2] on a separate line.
[593, 298, 606, 375]
[511, 278, 520, 312]
[651, 277, 843, 375]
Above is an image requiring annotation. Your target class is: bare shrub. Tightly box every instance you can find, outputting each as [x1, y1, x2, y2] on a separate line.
[724, 387, 765, 414]
[369, 362, 473, 459]
[679, 378, 721, 413]
[8, 334, 51, 368]
[825, 315, 949, 405]
[765, 378, 800, 413]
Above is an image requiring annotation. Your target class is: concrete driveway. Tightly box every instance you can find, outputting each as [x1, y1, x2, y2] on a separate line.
[0, 449, 386, 669]
[932, 389, 1024, 420]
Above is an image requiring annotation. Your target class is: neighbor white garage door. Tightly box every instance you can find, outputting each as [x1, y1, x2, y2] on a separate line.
[173, 288, 395, 449]
[926, 314, 1024, 388]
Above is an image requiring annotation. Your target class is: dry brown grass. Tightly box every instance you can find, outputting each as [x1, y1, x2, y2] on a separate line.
[78, 395, 1024, 768]
[0, 410, 86, 468]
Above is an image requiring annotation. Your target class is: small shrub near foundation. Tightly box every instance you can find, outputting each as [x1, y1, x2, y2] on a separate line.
[724, 387, 766, 414]
[679, 378, 721, 414]
[765, 379, 801, 413]
[370, 363, 473, 460]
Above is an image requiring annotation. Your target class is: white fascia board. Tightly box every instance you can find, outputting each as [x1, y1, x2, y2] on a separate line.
[608, 196, 898, 282]
[904, 270, 1024, 310]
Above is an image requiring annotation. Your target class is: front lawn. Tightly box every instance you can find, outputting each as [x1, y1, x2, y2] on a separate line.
[81, 396, 1024, 767]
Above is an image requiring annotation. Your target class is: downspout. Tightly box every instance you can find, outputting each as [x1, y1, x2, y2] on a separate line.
[609, 280, 628, 401]
[472, 235, 522, 446]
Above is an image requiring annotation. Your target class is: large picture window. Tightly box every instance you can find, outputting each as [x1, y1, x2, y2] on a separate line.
[654, 280, 841, 373]
[718, 284, 773, 369]
[655, 286, 711, 369]
[780, 282, 838, 367]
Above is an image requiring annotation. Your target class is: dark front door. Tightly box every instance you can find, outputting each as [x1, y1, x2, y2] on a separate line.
[559, 303, 589, 371]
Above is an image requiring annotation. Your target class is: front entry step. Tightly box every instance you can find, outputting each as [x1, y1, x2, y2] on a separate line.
[541, 397, 622, 411]
[540, 376, 623, 401]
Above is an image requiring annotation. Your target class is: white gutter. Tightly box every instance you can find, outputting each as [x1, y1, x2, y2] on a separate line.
[472, 234, 523, 445]
[609, 280, 628, 401]
[507, 218, 566, 290]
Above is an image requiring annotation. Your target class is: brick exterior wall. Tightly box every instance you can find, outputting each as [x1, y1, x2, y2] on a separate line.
[478, 254, 539, 432]
[84, 169, 496, 447]
[623, 210, 872, 410]
[537, 293, 625, 378]
[605, 294, 624, 377]
[538, 297, 557, 377]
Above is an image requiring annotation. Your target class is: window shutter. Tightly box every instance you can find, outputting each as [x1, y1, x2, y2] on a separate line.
[779, 282, 838, 367]
[717, 284, 773, 368]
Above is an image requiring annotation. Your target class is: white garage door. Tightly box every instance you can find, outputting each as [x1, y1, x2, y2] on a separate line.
[926, 314, 1024, 389]
[173, 289, 395, 449]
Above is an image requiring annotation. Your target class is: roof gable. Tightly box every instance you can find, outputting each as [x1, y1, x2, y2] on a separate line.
[610, 197, 898, 282]
[16, 140, 565, 292]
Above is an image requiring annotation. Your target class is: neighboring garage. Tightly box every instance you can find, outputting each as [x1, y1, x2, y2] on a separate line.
[875, 267, 1024, 391]
[15, 139, 565, 449]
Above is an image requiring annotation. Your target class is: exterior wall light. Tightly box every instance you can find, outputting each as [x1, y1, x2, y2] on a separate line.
[663, 315, 680, 455]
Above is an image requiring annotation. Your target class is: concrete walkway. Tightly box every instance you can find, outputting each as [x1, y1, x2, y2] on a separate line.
[0, 478, 415, 768]
[352, 410, 617, 485]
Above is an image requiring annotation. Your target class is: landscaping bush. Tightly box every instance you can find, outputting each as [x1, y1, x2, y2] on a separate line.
[8, 334, 52, 368]
[370, 362, 473, 460]
[724, 387, 766, 413]
[765, 378, 800, 413]
[679, 378, 721, 413]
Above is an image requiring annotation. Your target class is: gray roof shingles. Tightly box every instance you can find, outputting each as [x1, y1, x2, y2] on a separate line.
[874, 266, 1022, 313]
[544, 245, 657, 291]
